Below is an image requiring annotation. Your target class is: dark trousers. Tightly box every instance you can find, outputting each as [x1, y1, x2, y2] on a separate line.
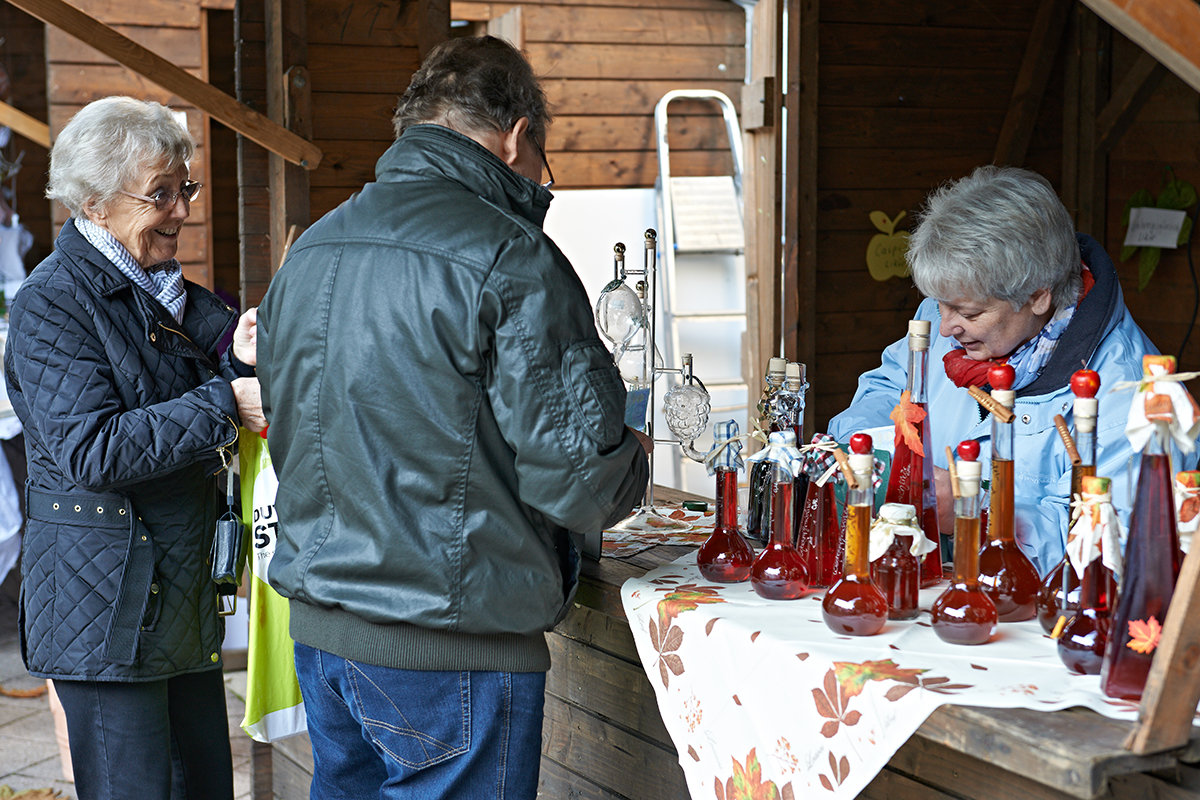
[54, 668, 234, 800]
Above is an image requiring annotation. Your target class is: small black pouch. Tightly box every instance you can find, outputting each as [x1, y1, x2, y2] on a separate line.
[211, 466, 245, 615]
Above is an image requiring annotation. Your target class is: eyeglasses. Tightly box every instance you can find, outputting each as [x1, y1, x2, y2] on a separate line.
[531, 137, 554, 190]
[119, 180, 203, 211]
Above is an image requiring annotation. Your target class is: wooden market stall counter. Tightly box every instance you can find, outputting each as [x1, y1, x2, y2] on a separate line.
[259, 487, 1200, 799]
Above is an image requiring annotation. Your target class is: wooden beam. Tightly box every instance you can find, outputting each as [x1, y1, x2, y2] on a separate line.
[1095, 49, 1166, 153]
[1078, 0, 1200, 95]
[5, 0, 321, 169]
[266, 0, 311, 276]
[993, 0, 1072, 167]
[0, 99, 50, 148]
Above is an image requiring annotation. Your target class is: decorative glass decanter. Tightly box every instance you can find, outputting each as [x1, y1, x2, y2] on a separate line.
[749, 431, 809, 599]
[869, 503, 928, 620]
[1101, 355, 1196, 700]
[977, 363, 1041, 622]
[931, 440, 997, 645]
[746, 357, 788, 544]
[697, 420, 754, 583]
[1058, 475, 1120, 675]
[822, 433, 888, 635]
[594, 242, 645, 346]
[663, 354, 711, 445]
[796, 434, 844, 589]
[1038, 369, 1100, 633]
[883, 319, 942, 586]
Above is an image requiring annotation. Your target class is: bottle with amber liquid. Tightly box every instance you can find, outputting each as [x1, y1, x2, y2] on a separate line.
[931, 440, 997, 645]
[1101, 355, 1190, 700]
[1058, 475, 1120, 675]
[822, 433, 888, 635]
[796, 436, 843, 588]
[870, 503, 925, 620]
[746, 357, 788, 544]
[750, 431, 809, 599]
[977, 363, 1041, 622]
[1038, 369, 1100, 633]
[697, 421, 753, 583]
[883, 320, 943, 585]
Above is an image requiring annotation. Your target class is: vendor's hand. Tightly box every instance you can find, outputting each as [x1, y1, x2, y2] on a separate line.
[232, 307, 257, 367]
[934, 465, 955, 537]
[232, 377, 267, 432]
[631, 428, 654, 455]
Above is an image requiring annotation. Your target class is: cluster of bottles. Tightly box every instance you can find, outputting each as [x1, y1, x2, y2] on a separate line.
[696, 322, 1198, 703]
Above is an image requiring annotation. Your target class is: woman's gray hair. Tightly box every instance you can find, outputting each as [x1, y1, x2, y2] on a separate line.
[46, 96, 194, 217]
[907, 165, 1081, 311]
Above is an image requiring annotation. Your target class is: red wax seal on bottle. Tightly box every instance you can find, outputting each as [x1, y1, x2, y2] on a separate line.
[1070, 369, 1101, 398]
[849, 432, 873, 455]
[987, 363, 1015, 391]
[957, 440, 980, 461]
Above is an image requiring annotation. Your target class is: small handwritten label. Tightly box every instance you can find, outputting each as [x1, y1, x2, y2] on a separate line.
[1124, 207, 1186, 249]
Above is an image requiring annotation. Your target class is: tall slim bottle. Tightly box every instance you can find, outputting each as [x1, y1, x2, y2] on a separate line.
[773, 362, 810, 543]
[883, 320, 942, 586]
[796, 434, 844, 588]
[1101, 355, 1192, 700]
[697, 421, 753, 583]
[747, 357, 788, 544]
[1038, 369, 1100, 633]
[822, 433, 888, 636]
[977, 363, 1041, 622]
[1058, 475, 1119, 675]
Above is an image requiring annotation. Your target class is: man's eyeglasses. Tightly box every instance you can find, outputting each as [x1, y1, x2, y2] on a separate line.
[531, 137, 554, 190]
[119, 180, 203, 211]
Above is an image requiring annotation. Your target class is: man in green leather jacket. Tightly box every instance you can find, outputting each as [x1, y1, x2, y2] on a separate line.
[257, 36, 649, 800]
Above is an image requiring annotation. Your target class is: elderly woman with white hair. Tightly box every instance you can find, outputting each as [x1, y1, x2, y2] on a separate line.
[4, 96, 264, 799]
[829, 165, 1157, 575]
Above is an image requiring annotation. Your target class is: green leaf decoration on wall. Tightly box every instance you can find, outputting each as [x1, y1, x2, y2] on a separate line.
[1121, 168, 1196, 291]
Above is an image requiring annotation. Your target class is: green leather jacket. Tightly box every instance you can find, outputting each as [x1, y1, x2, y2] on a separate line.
[258, 125, 647, 672]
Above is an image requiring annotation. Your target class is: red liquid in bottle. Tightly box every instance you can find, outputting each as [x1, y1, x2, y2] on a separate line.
[751, 479, 808, 599]
[884, 402, 943, 586]
[797, 477, 842, 588]
[932, 515, 997, 645]
[1037, 462, 1095, 632]
[1058, 559, 1117, 675]
[978, 459, 1040, 622]
[1101, 451, 1183, 699]
[823, 503, 887, 635]
[698, 469, 754, 583]
[871, 534, 920, 620]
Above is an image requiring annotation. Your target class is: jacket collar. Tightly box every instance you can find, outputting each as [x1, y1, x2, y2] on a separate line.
[375, 124, 553, 228]
[1018, 233, 1123, 397]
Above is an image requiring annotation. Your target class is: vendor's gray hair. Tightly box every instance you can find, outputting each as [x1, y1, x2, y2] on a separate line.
[46, 96, 194, 217]
[393, 36, 552, 146]
[907, 166, 1081, 311]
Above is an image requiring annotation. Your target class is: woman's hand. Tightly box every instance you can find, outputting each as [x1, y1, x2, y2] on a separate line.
[232, 307, 257, 367]
[232, 377, 267, 432]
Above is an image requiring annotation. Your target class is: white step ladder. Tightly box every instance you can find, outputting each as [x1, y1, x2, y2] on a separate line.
[654, 89, 749, 492]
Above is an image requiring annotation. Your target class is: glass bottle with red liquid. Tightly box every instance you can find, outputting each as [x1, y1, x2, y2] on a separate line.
[749, 430, 809, 599]
[884, 319, 942, 586]
[870, 503, 928, 620]
[977, 363, 1041, 622]
[697, 420, 754, 583]
[746, 357, 788, 545]
[795, 433, 844, 588]
[1058, 475, 1120, 675]
[822, 433, 888, 635]
[773, 362, 810, 544]
[1101, 355, 1193, 700]
[931, 440, 997, 645]
[1037, 369, 1100, 633]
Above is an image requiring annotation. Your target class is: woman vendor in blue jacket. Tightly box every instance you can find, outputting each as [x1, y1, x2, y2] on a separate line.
[829, 165, 1158, 575]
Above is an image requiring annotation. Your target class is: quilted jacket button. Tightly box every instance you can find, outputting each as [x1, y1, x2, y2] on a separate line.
[150, 582, 160, 594]
[141, 535, 147, 542]
[150, 332, 157, 343]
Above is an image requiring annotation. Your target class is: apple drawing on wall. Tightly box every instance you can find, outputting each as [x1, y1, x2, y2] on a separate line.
[866, 210, 911, 281]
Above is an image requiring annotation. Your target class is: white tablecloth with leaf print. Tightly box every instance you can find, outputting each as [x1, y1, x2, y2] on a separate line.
[621, 553, 1146, 800]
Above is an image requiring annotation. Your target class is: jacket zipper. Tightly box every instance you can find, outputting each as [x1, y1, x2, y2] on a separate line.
[157, 321, 220, 373]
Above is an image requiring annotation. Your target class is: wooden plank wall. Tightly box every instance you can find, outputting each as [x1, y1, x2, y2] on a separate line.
[451, 0, 746, 189]
[236, 0, 428, 305]
[1106, 33, 1200, 369]
[811, 0, 1064, 430]
[42, 0, 217, 288]
[0, 4, 51, 270]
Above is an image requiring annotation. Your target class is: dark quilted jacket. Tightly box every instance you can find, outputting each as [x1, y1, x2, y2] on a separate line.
[4, 219, 243, 681]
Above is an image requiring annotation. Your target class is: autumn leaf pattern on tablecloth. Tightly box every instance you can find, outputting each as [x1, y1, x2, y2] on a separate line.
[654, 582, 726, 632]
[812, 669, 862, 738]
[1127, 616, 1162, 654]
[884, 673, 975, 701]
[649, 617, 685, 687]
[817, 750, 851, 793]
[833, 659, 926, 698]
[713, 747, 792, 800]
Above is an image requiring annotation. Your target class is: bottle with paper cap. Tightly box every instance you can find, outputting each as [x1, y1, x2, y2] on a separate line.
[796, 433, 844, 588]
[977, 363, 1041, 622]
[869, 503, 923, 620]
[1038, 369, 1100, 633]
[822, 433, 888, 635]
[883, 319, 943, 585]
[931, 440, 997, 645]
[1058, 475, 1120, 675]
[750, 430, 809, 599]
[1101, 355, 1192, 699]
[746, 357, 789, 544]
[697, 421, 754, 583]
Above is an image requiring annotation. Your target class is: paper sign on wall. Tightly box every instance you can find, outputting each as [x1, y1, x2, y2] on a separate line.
[1124, 207, 1187, 249]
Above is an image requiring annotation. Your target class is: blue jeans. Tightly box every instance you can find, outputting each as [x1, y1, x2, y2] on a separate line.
[293, 642, 545, 800]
